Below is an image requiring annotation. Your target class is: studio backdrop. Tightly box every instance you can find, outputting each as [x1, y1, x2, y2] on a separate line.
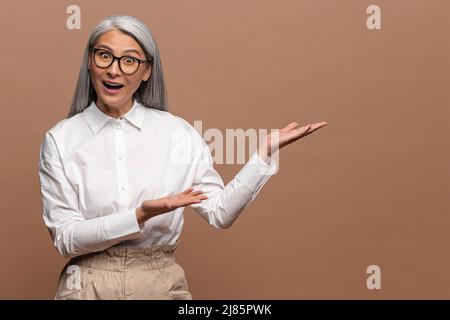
[0, 0, 449, 299]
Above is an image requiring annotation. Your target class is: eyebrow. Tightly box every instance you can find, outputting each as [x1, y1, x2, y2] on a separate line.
[96, 44, 142, 57]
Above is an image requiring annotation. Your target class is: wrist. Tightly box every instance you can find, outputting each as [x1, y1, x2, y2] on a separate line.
[136, 205, 150, 224]
[257, 149, 270, 164]
[257, 141, 272, 164]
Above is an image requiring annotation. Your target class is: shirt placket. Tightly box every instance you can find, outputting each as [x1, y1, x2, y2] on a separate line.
[113, 121, 130, 207]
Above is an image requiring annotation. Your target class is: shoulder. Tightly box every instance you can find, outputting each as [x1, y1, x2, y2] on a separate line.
[145, 108, 205, 146]
[40, 112, 87, 162]
[144, 107, 191, 129]
[46, 112, 85, 138]
[146, 108, 209, 162]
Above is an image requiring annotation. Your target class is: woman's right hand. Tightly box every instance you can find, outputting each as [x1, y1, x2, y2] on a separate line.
[138, 187, 208, 222]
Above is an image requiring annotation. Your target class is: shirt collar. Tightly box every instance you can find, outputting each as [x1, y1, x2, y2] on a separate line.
[83, 98, 145, 135]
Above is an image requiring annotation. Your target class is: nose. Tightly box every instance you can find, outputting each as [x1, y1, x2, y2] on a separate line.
[107, 57, 122, 76]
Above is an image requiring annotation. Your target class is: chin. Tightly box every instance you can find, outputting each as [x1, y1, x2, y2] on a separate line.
[99, 94, 125, 104]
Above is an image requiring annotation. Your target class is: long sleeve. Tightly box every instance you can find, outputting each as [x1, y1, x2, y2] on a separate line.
[38, 132, 145, 259]
[189, 139, 277, 229]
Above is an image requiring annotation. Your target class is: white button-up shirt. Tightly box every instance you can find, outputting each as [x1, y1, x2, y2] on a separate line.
[38, 99, 277, 258]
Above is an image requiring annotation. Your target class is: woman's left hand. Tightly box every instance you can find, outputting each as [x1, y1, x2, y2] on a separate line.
[257, 121, 328, 162]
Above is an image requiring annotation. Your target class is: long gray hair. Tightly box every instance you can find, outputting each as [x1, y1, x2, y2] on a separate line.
[67, 15, 168, 118]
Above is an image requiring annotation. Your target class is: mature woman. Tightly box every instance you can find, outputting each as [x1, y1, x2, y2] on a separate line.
[38, 15, 327, 300]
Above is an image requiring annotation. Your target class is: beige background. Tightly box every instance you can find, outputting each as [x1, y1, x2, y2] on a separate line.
[0, 0, 449, 299]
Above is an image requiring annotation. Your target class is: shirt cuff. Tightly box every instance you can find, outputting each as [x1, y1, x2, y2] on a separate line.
[103, 208, 145, 241]
[235, 152, 278, 197]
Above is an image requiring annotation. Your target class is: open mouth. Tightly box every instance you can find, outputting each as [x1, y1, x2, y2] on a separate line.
[103, 81, 124, 92]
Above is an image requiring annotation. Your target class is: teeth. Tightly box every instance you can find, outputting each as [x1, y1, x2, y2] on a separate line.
[104, 82, 122, 87]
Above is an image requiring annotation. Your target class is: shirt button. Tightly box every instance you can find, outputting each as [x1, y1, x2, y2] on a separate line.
[121, 187, 125, 190]
[118, 155, 123, 160]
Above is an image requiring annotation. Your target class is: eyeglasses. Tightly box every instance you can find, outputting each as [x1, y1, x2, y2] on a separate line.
[90, 47, 152, 75]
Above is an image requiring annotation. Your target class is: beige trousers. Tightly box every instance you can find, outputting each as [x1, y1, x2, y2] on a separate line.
[54, 240, 192, 300]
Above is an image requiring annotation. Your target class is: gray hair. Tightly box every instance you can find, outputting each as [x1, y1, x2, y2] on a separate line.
[67, 15, 168, 118]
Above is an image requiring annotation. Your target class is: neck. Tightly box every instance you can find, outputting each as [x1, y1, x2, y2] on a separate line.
[96, 98, 133, 119]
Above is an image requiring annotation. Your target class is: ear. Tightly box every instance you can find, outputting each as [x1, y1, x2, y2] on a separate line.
[143, 64, 152, 82]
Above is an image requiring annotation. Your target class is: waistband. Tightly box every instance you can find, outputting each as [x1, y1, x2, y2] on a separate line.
[67, 240, 180, 272]
[102, 240, 179, 257]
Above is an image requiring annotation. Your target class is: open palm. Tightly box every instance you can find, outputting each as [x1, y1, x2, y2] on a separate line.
[141, 187, 208, 217]
[259, 121, 328, 158]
